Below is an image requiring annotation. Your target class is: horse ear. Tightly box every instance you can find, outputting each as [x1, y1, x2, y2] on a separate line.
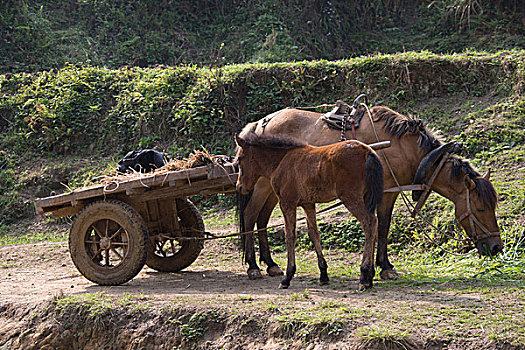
[483, 169, 491, 181]
[235, 135, 245, 147]
[464, 175, 476, 190]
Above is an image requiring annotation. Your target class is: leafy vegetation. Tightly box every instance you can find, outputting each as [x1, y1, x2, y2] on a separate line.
[55, 292, 114, 318]
[1, 51, 520, 159]
[1, 0, 524, 73]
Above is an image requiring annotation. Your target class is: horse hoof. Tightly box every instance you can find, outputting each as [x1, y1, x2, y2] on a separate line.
[247, 269, 263, 280]
[267, 265, 284, 276]
[380, 269, 399, 280]
[320, 279, 329, 286]
[358, 283, 372, 291]
[279, 283, 289, 289]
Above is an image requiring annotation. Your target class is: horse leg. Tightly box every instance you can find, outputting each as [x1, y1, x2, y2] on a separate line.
[357, 212, 378, 290]
[342, 199, 377, 290]
[302, 204, 329, 285]
[279, 201, 297, 289]
[257, 192, 283, 276]
[375, 193, 399, 280]
[242, 179, 273, 279]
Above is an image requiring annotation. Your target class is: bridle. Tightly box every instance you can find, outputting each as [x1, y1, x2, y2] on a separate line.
[457, 186, 500, 243]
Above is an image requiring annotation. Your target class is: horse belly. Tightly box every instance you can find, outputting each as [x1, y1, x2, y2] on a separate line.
[299, 169, 337, 204]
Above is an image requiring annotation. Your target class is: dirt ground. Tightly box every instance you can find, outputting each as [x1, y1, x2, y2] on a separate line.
[0, 240, 348, 304]
[1, 238, 524, 350]
[0, 240, 367, 350]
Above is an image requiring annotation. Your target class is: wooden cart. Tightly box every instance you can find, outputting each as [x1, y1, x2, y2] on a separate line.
[34, 163, 238, 286]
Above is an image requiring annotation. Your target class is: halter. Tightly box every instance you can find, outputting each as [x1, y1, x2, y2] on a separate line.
[457, 187, 501, 243]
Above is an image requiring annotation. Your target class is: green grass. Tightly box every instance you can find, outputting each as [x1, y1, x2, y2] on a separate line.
[263, 247, 525, 344]
[0, 224, 68, 245]
[201, 207, 236, 230]
[54, 292, 114, 318]
[356, 326, 413, 349]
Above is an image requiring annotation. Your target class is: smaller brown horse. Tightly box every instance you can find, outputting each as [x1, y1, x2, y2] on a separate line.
[235, 131, 384, 290]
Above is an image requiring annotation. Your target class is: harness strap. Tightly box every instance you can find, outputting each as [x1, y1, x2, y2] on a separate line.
[350, 118, 357, 140]
[384, 184, 428, 193]
[411, 153, 450, 217]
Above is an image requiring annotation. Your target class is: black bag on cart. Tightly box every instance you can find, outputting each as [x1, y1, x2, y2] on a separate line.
[117, 149, 169, 173]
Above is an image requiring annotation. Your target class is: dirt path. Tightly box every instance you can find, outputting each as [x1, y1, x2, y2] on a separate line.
[0, 240, 353, 305]
[1, 240, 524, 350]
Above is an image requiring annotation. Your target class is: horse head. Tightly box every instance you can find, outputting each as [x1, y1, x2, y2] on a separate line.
[235, 134, 260, 195]
[455, 170, 502, 256]
[413, 143, 502, 256]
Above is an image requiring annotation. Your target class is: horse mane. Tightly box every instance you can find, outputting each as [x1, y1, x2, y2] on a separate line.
[372, 106, 441, 151]
[371, 106, 497, 209]
[240, 132, 307, 150]
[449, 157, 498, 210]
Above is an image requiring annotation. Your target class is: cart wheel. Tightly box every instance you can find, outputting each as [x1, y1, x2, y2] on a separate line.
[69, 200, 148, 285]
[146, 198, 204, 272]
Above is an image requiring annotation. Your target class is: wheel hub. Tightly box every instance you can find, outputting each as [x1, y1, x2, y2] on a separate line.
[100, 237, 111, 249]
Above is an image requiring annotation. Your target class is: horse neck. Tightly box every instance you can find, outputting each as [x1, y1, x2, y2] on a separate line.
[251, 146, 291, 178]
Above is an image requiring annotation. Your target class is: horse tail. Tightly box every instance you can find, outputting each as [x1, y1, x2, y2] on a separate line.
[237, 190, 253, 262]
[364, 151, 384, 214]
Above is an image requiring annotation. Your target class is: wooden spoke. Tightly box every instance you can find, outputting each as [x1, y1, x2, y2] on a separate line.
[85, 240, 100, 244]
[91, 248, 103, 261]
[110, 242, 128, 247]
[111, 247, 123, 260]
[109, 227, 123, 240]
[91, 225, 104, 239]
[105, 219, 109, 237]
[104, 249, 110, 266]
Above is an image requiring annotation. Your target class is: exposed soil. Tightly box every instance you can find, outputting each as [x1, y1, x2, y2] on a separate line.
[1, 237, 524, 350]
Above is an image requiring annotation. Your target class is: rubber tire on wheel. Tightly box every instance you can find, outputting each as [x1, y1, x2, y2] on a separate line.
[69, 200, 148, 286]
[146, 198, 204, 272]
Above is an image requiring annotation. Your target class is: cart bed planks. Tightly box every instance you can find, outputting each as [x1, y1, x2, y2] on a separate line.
[34, 163, 238, 218]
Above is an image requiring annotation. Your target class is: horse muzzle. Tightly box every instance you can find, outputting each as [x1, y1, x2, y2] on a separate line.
[476, 238, 503, 256]
[236, 182, 249, 195]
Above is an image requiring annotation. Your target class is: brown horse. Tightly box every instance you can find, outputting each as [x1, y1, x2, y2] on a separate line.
[235, 131, 383, 289]
[238, 104, 502, 280]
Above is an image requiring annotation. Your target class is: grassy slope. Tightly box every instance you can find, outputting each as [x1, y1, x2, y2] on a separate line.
[1, 1, 524, 73]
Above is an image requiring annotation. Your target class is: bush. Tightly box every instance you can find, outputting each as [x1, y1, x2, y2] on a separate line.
[1, 51, 519, 159]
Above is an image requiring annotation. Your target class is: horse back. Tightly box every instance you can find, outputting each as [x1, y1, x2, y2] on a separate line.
[254, 109, 321, 138]
[270, 141, 372, 204]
